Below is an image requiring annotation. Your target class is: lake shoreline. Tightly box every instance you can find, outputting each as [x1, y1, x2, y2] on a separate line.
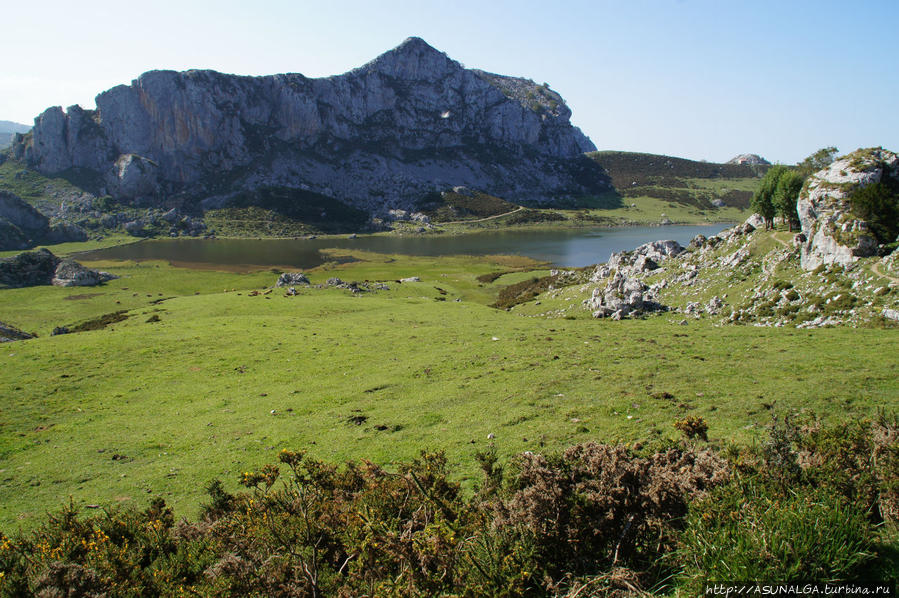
[72, 223, 732, 272]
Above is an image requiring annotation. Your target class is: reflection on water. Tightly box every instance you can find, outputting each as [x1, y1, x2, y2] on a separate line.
[76, 225, 730, 271]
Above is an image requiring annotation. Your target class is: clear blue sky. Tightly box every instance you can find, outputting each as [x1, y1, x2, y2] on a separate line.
[3, 0, 897, 164]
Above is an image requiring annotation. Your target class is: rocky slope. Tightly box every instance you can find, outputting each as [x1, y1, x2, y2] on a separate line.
[518, 218, 898, 328]
[0, 190, 87, 249]
[9, 38, 608, 217]
[512, 149, 899, 328]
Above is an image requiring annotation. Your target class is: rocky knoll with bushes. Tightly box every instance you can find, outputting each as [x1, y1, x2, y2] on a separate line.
[798, 147, 899, 270]
[578, 148, 899, 327]
[726, 153, 770, 165]
[10, 37, 608, 216]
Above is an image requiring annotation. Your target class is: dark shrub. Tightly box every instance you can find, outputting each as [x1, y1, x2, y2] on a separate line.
[849, 176, 899, 244]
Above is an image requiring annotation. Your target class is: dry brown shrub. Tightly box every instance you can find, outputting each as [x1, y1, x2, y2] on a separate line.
[33, 562, 104, 598]
[550, 567, 652, 598]
[495, 442, 729, 577]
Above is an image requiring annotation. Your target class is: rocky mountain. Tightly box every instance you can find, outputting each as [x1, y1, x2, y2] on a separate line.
[726, 153, 770, 166]
[9, 38, 608, 218]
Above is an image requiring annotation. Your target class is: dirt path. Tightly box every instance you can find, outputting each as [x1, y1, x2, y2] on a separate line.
[771, 233, 791, 248]
[759, 233, 793, 275]
[871, 262, 899, 284]
[769, 233, 898, 284]
[440, 206, 525, 225]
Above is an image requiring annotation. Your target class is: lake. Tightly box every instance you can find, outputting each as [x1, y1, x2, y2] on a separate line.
[76, 224, 731, 271]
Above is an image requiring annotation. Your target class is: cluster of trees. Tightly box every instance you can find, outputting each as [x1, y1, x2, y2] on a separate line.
[751, 147, 838, 231]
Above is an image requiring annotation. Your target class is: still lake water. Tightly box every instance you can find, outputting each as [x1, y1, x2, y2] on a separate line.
[77, 224, 730, 271]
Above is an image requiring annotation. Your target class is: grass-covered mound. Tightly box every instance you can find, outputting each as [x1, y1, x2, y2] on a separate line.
[0, 415, 894, 596]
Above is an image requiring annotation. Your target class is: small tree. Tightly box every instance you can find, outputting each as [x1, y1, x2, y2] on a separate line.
[773, 170, 804, 231]
[752, 165, 790, 229]
[796, 146, 838, 178]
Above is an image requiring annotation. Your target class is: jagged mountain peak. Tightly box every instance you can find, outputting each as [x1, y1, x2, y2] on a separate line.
[357, 36, 459, 81]
[394, 36, 440, 54]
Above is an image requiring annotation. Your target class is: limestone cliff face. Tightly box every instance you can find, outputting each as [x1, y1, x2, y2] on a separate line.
[797, 147, 899, 270]
[13, 38, 606, 214]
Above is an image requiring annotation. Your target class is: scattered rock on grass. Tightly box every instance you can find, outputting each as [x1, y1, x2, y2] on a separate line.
[0, 321, 34, 342]
[276, 272, 310, 287]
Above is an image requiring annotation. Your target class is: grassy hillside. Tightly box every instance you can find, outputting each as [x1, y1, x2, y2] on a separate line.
[0, 158, 93, 215]
[589, 150, 766, 211]
[418, 190, 519, 222]
[1, 243, 896, 533]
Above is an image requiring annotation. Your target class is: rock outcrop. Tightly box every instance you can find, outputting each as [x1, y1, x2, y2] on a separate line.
[0, 320, 34, 342]
[0, 191, 87, 250]
[276, 272, 310, 287]
[0, 120, 30, 150]
[51, 258, 116, 287]
[12, 38, 608, 216]
[798, 148, 899, 270]
[591, 240, 684, 281]
[587, 270, 664, 319]
[0, 248, 117, 288]
[587, 240, 683, 318]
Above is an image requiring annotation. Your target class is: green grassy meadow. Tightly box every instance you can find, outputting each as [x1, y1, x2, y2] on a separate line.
[1, 243, 897, 533]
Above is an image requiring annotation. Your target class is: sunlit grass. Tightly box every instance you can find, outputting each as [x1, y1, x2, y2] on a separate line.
[1, 248, 896, 533]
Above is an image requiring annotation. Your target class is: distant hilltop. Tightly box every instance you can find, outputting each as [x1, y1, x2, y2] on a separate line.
[9, 37, 609, 216]
[726, 153, 770, 166]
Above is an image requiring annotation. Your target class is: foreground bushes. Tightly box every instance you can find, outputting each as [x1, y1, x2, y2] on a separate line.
[1, 415, 896, 596]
